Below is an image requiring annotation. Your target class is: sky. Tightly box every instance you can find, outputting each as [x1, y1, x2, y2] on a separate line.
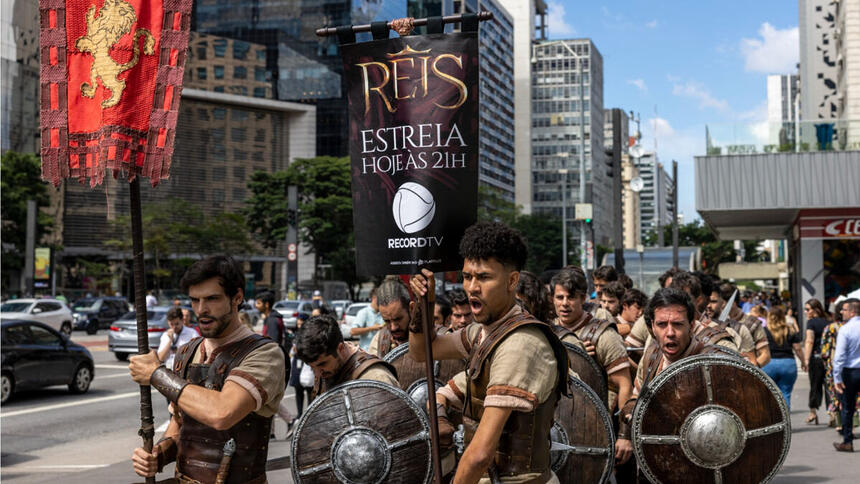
[546, 1, 800, 223]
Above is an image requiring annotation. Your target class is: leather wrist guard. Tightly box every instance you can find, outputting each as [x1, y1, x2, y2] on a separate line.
[620, 398, 637, 425]
[617, 420, 631, 440]
[154, 436, 177, 472]
[408, 302, 425, 334]
[151, 366, 189, 404]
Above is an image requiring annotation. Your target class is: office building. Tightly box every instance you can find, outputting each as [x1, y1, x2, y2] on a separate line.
[835, 0, 860, 146]
[1, 0, 39, 154]
[498, 0, 548, 213]
[531, 38, 611, 252]
[766, 74, 799, 147]
[637, 152, 673, 244]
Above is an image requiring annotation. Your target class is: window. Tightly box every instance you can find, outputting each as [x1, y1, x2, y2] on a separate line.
[231, 127, 246, 142]
[255, 67, 267, 82]
[232, 110, 248, 121]
[196, 44, 207, 60]
[213, 108, 226, 120]
[234, 66, 247, 79]
[4, 325, 30, 345]
[253, 87, 267, 98]
[29, 325, 61, 345]
[233, 41, 250, 60]
[197, 67, 207, 80]
[213, 39, 227, 57]
[212, 166, 226, 181]
[256, 49, 267, 61]
[233, 166, 246, 178]
[214, 66, 224, 79]
[214, 86, 225, 93]
[233, 187, 246, 200]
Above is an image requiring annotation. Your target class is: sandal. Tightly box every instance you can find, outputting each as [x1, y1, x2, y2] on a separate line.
[806, 413, 819, 425]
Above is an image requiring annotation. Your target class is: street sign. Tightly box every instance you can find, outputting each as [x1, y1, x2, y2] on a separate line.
[574, 203, 593, 221]
[288, 252, 297, 262]
[288, 243, 297, 253]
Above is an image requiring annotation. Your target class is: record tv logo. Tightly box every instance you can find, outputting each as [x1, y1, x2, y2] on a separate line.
[392, 182, 435, 234]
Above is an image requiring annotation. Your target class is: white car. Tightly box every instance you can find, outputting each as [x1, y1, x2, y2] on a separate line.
[0, 299, 74, 335]
[343, 302, 370, 327]
[330, 299, 353, 320]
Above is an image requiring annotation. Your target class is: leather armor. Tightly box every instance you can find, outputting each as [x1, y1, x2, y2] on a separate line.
[171, 334, 276, 484]
[312, 348, 397, 398]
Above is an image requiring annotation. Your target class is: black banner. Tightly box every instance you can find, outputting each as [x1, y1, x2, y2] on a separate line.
[342, 32, 479, 276]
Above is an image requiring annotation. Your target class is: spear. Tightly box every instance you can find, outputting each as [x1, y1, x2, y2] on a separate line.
[130, 178, 156, 484]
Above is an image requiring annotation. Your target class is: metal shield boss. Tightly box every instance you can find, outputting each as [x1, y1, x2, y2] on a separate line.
[291, 380, 433, 483]
[384, 343, 466, 409]
[631, 355, 791, 484]
[552, 374, 616, 483]
[564, 341, 609, 407]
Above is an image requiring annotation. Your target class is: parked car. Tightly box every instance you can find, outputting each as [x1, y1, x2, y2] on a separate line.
[1, 319, 94, 404]
[272, 300, 314, 329]
[330, 300, 353, 320]
[0, 299, 74, 335]
[71, 297, 132, 334]
[343, 302, 370, 327]
[108, 307, 170, 361]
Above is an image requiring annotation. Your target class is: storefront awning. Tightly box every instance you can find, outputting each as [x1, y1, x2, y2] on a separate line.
[695, 152, 860, 240]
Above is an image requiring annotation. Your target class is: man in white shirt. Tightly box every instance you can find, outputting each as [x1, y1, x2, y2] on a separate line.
[146, 291, 158, 308]
[350, 287, 385, 350]
[157, 307, 197, 370]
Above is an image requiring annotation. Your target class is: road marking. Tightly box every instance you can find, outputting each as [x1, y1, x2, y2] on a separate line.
[0, 392, 138, 418]
[8, 464, 111, 470]
[156, 418, 171, 432]
[98, 372, 130, 379]
[95, 364, 127, 369]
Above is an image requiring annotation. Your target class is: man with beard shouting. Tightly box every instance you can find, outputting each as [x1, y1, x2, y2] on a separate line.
[409, 222, 569, 484]
[368, 277, 412, 357]
[129, 256, 286, 483]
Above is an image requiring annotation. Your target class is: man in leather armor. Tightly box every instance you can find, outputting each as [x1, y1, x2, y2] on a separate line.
[129, 256, 286, 484]
[409, 222, 569, 484]
[295, 314, 398, 398]
[620, 288, 737, 434]
[368, 277, 413, 357]
[550, 267, 634, 465]
[715, 281, 771, 367]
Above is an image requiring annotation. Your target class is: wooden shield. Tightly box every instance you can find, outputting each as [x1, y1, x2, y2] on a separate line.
[291, 380, 433, 483]
[553, 374, 616, 483]
[564, 341, 608, 407]
[384, 343, 467, 405]
[631, 355, 790, 484]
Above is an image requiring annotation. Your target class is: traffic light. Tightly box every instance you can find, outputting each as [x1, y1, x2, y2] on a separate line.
[603, 147, 615, 178]
[287, 209, 297, 227]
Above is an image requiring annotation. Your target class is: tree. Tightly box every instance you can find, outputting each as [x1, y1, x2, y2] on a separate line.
[1, 152, 53, 292]
[244, 156, 363, 297]
[643, 220, 763, 274]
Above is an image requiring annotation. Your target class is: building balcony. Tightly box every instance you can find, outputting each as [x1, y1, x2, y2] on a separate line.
[705, 119, 860, 156]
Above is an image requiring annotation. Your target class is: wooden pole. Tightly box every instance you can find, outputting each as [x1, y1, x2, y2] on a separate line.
[315, 11, 494, 37]
[130, 178, 155, 484]
[417, 281, 442, 484]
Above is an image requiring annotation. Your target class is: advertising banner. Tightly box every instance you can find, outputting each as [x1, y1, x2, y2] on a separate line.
[34, 247, 52, 289]
[342, 32, 479, 276]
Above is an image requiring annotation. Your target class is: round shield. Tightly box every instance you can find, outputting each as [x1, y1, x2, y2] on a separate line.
[553, 374, 616, 483]
[564, 341, 608, 407]
[384, 343, 467, 402]
[291, 380, 433, 484]
[631, 355, 790, 484]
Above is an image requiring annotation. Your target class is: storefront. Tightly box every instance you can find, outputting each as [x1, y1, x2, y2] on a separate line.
[794, 209, 860, 309]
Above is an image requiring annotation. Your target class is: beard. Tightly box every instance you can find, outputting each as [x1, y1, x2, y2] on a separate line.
[198, 307, 234, 338]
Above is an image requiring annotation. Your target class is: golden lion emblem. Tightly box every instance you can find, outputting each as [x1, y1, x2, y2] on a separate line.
[75, 0, 155, 108]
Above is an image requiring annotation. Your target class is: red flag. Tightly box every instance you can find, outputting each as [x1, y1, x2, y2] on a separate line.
[40, 0, 191, 187]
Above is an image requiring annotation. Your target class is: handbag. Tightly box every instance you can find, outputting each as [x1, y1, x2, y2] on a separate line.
[299, 361, 315, 388]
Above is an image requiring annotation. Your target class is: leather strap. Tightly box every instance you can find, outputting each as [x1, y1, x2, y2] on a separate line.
[155, 436, 177, 472]
[151, 366, 189, 404]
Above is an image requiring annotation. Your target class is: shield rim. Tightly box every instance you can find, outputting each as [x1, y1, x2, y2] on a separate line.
[631, 355, 791, 484]
[554, 374, 616, 483]
[564, 341, 608, 402]
[290, 379, 434, 484]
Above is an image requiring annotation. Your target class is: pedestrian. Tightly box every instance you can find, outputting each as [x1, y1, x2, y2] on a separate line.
[156, 307, 196, 371]
[145, 291, 157, 308]
[129, 255, 286, 482]
[803, 298, 831, 424]
[368, 278, 412, 357]
[516, 270, 553, 323]
[256, 290, 289, 355]
[434, 293, 452, 328]
[288, 345, 314, 419]
[761, 305, 805, 408]
[832, 298, 860, 452]
[180, 307, 200, 336]
[238, 311, 254, 330]
[446, 288, 472, 330]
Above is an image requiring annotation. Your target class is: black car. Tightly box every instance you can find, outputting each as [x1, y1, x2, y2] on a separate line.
[70, 297, 131, 334]
[1, 320, 95, 404]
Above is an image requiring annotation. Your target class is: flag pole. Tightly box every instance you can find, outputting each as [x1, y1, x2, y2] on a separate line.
[417, 279, 443, 484]
[130, 177, 156, 484]
[315, 11, 494, 37]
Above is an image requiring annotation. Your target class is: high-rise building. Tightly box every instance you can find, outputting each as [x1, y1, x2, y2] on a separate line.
[621, 157, 641, 249]
[498, 0, 548, 213]
[766, 74, 799, 146]
[1, 0, 39, 154]
[835, 0, 860, 146]
[799, 0, 839, 121]
[531, 39, 610, 252]
[637, 152, 673, 244]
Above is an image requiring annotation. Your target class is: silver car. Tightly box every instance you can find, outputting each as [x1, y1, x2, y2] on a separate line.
[108, 307, 170, 361]
[272, 300, 313, 329]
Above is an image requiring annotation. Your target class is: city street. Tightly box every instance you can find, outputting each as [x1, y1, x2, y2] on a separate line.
[0, 330, 855, 483]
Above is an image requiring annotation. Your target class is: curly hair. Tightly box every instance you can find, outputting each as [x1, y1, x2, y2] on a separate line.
[658, 266, 682, 289]
[622, 288, 648, 308]
[669, 271, 701, 299]
[593, 265, 618, 282]
[644, 288, 695, 329]
[295, 315, 342, 363]
[459, 222, 527, 271]
[601, 281, 626, 300]
[446, 288, 468, 306]
[516, 270, 552, 322]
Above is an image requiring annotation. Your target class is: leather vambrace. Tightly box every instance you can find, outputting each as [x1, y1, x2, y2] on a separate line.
[151, 366, 189, 404]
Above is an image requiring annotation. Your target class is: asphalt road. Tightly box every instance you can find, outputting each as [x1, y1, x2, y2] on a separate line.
[1, 331, 856, 483]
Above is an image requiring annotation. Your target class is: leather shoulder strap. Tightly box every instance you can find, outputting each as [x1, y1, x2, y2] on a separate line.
[378, 327, 393, 357]
[581, 317, 618, 344]
[174, 336, 205, 377]
[696, 324, 733, 346]
[641, 340, 662, 388]
[205, 334, 275, 389]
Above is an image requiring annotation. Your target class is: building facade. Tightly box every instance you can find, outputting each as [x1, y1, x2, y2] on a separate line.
[637, 152, 673, 244]
[835, 0, 860, 146]
[799, 0, 840, 121]
[1, 0, 39, 154]
[621, 157, 641, 249]
[498, 0, 547, 214]
[531, 39, 610, 252]
[766, 74, 799, 147]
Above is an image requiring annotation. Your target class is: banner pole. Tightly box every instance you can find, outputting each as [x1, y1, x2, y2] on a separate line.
[315, 11, 494, 37]
[130, 178, 156, 484]
[418, 279, 443, 484]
